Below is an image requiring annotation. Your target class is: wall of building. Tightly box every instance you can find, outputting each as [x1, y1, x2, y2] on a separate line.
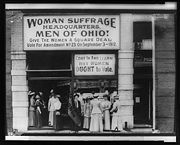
[9, 11, 29, 132]
[6, 11, 13, 134]
[6, 11, 135, 131]
[118, 14, 134, 128]
[6, 10, 176, 133]
[155, 14, 175, 133]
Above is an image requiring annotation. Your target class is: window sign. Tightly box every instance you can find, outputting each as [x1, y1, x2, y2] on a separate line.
[135, 97, 140, 103]
[23, 15, 119, 50]
[74, 54, 116, 76]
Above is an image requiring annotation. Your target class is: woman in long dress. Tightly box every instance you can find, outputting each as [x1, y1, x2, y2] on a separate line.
[35, 94, 44, 128]
[48, 92, 56, 126]
[53, 94, 62, 130]
[73, 94, 82, 130]
[89, 94, 103, 132]
[28, 92, 36, 126]
[83, 98, 91, 129]
[101, 94, 111, 131]
[110, 95, 123, 131]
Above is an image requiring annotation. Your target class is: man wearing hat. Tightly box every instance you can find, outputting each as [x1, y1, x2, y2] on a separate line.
[39, 92, 47, 126]
[48, 89, 56, 126]
[28, 91, 36, 127]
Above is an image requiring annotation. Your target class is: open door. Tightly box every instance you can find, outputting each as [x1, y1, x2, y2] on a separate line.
[133, 79, 153, 125]
[133, 21, 153, 127]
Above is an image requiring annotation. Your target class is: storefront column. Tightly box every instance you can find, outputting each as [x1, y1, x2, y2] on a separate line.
[118, 14, 134, 128]
[11, 52, 28, 132]
[11, 12, 29, 132]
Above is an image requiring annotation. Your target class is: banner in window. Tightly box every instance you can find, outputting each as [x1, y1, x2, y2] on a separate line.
[74, 54, 115, 76]
[23, 15, 119, 50]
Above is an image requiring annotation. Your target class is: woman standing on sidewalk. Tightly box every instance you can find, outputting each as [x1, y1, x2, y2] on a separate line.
[89, 94, 103, 132]
[101, 94, 111, 131]
[53, 94, 62, 130]
[110, 95, 123, 131]
[35, 94, 44, 128]
[28, 91, 36, 127]
[83, 97, 91, 130]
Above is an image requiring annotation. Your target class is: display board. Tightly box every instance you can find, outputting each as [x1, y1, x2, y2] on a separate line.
[74, 54, 116, 76]
[23, 15, 119, 50]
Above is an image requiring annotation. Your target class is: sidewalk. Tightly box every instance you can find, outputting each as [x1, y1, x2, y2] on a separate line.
[16, 127, 156, 136]
[6, 128, 175, 142]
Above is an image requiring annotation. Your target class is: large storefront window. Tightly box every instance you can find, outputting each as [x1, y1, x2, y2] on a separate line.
[27, 50, 118, 131]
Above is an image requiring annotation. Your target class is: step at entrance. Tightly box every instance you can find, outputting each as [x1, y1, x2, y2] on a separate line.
[130, 128, 153, 133]
[134, 124, 152, 128]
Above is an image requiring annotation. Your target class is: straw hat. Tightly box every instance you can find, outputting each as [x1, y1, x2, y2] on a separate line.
[74, 93, 79, 98]
[104, 90, 109, 95]
[28, 91, 32, 95]
[93, 93, 99, 98]
[103, 94, 109, 98]
[114, 95, 119, 99]
[56, 94, 61, 98]
[50, 89, 54, 93]
[29, 91, 35, 96]
[35, 95, 40, 99]
[98, 95, 103, 99]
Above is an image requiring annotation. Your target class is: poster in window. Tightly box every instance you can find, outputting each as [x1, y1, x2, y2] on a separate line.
[74, 54, 115, 76]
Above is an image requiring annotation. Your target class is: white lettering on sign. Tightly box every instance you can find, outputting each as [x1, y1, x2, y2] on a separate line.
[23, 15, 119, 50]
[74, 54, 115, 76]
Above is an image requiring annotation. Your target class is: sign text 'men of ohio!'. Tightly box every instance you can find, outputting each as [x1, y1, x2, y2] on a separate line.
[74, 54, 115, 76]
[23, 15, 119, 50]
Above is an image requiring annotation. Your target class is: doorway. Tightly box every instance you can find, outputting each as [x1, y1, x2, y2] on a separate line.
[133, 79, 153, 125]
[133, 21, 153, 127]
[28, 80, 73, 129]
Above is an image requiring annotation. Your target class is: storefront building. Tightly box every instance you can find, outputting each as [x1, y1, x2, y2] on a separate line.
[5, 4, 176, 135]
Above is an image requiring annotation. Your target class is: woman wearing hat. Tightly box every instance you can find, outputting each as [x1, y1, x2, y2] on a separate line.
[74, 94, 82, 130]
[83, 97, 91, 130]
[101, 94, 111, 131]
[35, 94, 44, 128]
[89, 94, 103, 132]
[28, 91, 36, 127]
[110, 95, 123, 131]
[53, 94, 62, 130]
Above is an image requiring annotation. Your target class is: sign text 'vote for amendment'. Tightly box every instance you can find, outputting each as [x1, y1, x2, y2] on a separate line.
[23, 15, 119, 50]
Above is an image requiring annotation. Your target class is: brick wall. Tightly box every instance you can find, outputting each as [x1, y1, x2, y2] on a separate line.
[155, 14, 176, 133]
[6, 11, 13, 134]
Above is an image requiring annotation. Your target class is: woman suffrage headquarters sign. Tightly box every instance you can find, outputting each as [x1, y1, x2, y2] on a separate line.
[23, 15, 119, 50]
[74, 54, 115, 76]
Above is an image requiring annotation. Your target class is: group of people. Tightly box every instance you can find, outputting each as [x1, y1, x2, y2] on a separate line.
[28, 89, 61, 129]
[28, 89, 124, 132]
[74, 92, 124, 132]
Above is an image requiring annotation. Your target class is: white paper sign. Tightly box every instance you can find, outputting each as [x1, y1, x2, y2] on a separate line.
[74, 54, 115, 76]
[135, 97, 140, 103]
[23, 15, 119, 50]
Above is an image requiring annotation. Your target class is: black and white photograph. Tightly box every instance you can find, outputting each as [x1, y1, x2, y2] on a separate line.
[4, 2, 178, 142]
